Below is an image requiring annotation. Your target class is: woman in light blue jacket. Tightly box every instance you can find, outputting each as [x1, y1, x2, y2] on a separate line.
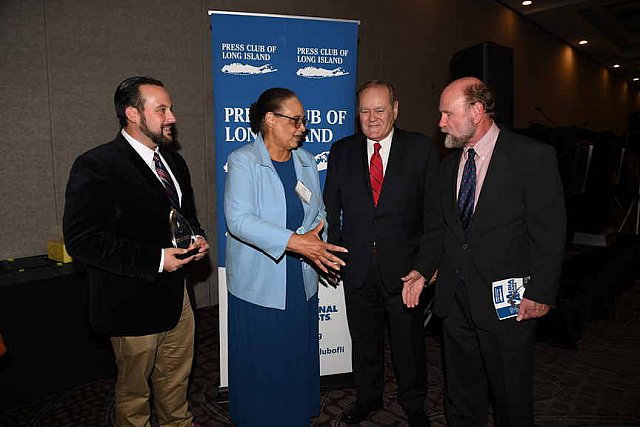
[224, 88, 347, 426]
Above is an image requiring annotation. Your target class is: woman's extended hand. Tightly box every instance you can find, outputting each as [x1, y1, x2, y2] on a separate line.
[286, 220, 348, 273]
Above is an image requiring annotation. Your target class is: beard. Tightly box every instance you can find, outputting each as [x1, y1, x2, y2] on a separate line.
[140, 115, 174, 147]
[443, 117, 476, 149]
[444, 134, 467, 148]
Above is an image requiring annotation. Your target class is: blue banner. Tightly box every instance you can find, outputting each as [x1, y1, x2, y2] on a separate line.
[210, 11, 359, 386]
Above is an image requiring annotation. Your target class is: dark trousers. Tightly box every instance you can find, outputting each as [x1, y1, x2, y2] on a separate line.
[442, 280, 535, 427]
[343, 255, 427, 414]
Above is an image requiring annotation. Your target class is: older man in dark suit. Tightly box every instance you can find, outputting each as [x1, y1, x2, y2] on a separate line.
[64, 76, 208, 427]
[324, 81, 441, 426]
[435, 77, 566, 426]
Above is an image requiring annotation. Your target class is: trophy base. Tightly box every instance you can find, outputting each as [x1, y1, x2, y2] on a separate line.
[176, 247, 199, 260]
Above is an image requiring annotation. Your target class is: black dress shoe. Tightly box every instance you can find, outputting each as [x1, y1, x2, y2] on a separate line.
[343, 401, 383, 424]
[407, 410, 431, 427]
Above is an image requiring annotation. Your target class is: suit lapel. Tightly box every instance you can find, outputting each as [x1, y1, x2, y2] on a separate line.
[354, 134, 374, 206]
[113, 136, 171, 204]
[160, 148, 187, 192]
[376, 129, 405, 210]
[445, 149, 465, 240]
[469, 131, 509, 236]
[292, 149, 313, 222]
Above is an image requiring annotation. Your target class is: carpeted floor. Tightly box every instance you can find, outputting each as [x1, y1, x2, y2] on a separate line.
[1, 281, 639, 426]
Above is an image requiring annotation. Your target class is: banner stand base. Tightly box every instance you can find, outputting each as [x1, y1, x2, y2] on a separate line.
[214, 386, 228, 404]
[320, 372, 354, 392]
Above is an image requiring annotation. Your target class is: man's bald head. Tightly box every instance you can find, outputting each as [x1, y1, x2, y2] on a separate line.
[438, 77, 495, 148]
[443, 77, 495, 119]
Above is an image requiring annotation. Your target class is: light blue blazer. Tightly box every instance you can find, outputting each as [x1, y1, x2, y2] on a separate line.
[224, 134, 326, 310]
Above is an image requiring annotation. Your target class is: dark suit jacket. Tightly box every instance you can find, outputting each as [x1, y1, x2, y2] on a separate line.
[324, 128, 441, 292]
[434, 129, 566, 331]
[63, 133, 204, 336]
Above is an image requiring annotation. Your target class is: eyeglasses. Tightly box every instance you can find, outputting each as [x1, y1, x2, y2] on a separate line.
[273, 112, 307, 128]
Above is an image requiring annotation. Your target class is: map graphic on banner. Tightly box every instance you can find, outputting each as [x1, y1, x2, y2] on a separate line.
[210, 11, 359, 388]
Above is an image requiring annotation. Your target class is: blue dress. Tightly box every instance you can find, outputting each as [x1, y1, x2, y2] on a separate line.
[228, 157, 320, 426]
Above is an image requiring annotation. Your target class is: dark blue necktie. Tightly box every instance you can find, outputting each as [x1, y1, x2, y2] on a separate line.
[458, 148, 476, 232]
[153, 152, 180, 210]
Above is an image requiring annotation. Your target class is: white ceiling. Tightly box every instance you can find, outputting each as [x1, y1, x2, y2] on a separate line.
[496, 0, 640, 84]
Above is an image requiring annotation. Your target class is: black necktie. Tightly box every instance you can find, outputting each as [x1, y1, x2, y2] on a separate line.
[153, 152, 180, 209]
[458, 148, 476, 232]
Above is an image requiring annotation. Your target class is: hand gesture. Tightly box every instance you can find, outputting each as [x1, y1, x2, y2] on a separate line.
[286, 220, 348, 274]
[191, 236, 210, 261]
[401, 269, 425, 308]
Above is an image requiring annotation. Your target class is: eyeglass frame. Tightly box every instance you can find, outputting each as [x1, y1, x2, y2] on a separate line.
[272, 112, 307, 128]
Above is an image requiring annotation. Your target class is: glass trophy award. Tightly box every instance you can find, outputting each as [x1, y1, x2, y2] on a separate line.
[169, 208, 196, 249]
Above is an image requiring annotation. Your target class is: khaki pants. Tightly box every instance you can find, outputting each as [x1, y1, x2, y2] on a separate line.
[111, 286, 195, 427]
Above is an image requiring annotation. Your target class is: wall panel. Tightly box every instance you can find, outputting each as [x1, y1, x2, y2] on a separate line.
[0, 0, 56, 258]
[1, 0, 639, 307]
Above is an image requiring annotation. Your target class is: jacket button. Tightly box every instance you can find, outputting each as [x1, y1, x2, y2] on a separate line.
[462, 244, 468, 250]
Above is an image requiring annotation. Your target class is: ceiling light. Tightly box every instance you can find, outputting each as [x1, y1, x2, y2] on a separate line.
[634, 78, 640, 82]
[613, 64, 621, 68]
[578, 40, 588, 45]
[522, 1, 532, 5]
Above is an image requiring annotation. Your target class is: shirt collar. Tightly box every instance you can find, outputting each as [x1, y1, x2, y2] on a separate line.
[465, 122, 499, 159]
[121, 129, 158, 164]
[367, 127, 394, 152]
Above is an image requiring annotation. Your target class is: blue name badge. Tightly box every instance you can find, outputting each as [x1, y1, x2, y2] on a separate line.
[492, 277, 529, 320]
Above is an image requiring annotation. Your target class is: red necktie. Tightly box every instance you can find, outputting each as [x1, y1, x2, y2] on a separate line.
[370, 142, 384, 206]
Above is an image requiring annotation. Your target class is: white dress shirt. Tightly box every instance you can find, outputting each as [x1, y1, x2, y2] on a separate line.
[366, 128, 394, 175]
[121, 129, 183, 272]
